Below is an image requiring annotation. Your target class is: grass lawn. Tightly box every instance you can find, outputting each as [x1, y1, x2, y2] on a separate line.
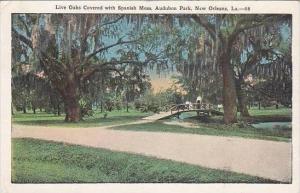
[111, 119, 291, 142]
[12, 109, 152, 127]
[12, 138, 277, 183]
[247, 107, 292, 116]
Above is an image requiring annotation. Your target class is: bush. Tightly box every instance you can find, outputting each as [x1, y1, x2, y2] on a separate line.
[104, 100, 114, 111]
[134, 100, 142, 110]
[114, 96, 123, 110]
[134, 98, 160, 113]
[134, 89, 183, 113]
[79, 98, 94, 118]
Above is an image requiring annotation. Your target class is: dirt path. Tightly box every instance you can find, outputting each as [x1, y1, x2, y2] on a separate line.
[12, 123, 291, 182]
[142, 111, 173, 120]
[163, 121, 199, 128]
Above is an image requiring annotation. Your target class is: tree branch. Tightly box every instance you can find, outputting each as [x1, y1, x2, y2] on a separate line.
[17, 15, 31, 38]
[247, 83, 276, 101]
[40, 52, 67, 73]
[12, 27, 33, 49]
[191, 15, 216, 41]
[84, 39, 137, 63]
[231, 15, 277, 39]
[100, 15, 124, 28]
[81, 57, 156, 82]
[105, 67, 124, 77]
[87, 15, 124, 36]
[81, 60, 129, 81]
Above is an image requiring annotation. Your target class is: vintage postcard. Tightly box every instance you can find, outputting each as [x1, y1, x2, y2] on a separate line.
[0, 1, 299, 193]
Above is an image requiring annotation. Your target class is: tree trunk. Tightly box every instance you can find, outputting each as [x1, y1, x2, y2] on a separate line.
[100, 77, 104, 113]
[236, 80, 250, 117]
[57, 103, 61, 116]
[22, 104, 27, 114]
[220, 51, 238, 124]
[126, 102, 129, 112]
[126, 99, 129, 112]
[62, 77, 81, 122]
[33, 106, 36, 114]
[100, 100, 103, 113]
[11, 104, 14, 115]
[64, 96, 80, 122]
[64, 105, 69, 121]
[65, 101, 80, 122]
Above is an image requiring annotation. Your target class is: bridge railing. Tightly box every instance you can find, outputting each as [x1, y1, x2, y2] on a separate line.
[170, 103, 218, 114]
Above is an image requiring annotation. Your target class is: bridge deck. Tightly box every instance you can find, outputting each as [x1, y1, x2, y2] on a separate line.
[143, 109, 223, 121]
[160, 109, 223, 120]
[143, 103, 223, 121]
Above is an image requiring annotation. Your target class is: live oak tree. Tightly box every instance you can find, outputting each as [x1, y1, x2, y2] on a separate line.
[231, 18, 292, 115]
[12, 14, 147, 122]
[125, 14, 291, 123]
[135, 15, 288, 123]
[189, 15, 289, 123]
[249, 32, 292, 108]
[161, 15, 291, 122]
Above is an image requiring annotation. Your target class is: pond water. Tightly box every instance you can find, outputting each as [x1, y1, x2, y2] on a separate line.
[170, 112, 195, 120]
[171, 113, 292, 130]
[251, 122, 292, 129]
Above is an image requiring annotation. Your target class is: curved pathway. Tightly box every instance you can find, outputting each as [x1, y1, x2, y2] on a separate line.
[12, 123, 292, 183]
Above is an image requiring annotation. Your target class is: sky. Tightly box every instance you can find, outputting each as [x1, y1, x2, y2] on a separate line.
[150, 76, 174, 92]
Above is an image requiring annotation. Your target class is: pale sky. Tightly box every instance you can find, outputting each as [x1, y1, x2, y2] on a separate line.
[150, 77, 174, 93]
[149, 69, 181, 93]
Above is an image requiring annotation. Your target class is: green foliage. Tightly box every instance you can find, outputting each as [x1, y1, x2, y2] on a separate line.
[135, 91, 160, 113]
[230, 18, 292, 108]
[79, 98, 94, 118]
[101, 93, 122, 112]
[12, 72, 63, 114]
[12, 138, 276, 183]
[156, 87, 183, 110]
[134, 88, 183, 113]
